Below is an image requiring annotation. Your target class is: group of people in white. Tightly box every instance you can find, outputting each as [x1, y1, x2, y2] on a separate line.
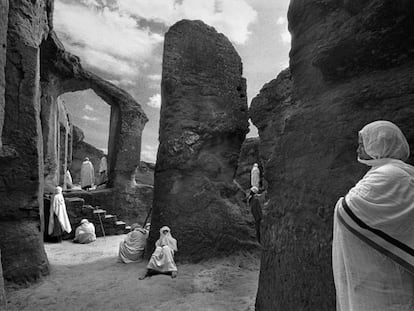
[47, 119, 414, 306]
[63, 156, 108, 191]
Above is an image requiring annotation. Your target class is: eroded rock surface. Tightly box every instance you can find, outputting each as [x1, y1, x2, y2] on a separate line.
[0, 250, 5, 310]
[253, 1, 414, 310]
[148, 20, 255, 260]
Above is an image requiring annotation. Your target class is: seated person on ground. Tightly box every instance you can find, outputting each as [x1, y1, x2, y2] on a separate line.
[73, 219, 96, 244]
[140, 226, 178, 279]
[118, 223, 149, 263]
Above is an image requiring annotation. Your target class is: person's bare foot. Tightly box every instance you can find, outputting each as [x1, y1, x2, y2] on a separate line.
[171, 271, 177, 279]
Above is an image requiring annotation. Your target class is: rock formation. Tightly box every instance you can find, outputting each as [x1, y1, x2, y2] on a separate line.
[252, 1, 414, 310]
[0, 251, 5, 310]
[0, 0, 148, 283]
[148, 20, 256, 260]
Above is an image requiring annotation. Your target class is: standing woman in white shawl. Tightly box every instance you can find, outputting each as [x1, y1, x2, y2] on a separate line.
[81, 157, 94, 190]
[48, 186, 72, 243]
[333, 120, 414, 310]
[139, 226, 178, 279]
[251, 163, 260, 189]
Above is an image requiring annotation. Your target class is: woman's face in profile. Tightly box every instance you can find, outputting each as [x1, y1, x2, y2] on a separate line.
[357, 134, 372, 160]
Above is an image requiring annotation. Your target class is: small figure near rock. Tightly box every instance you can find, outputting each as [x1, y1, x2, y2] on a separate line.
[73, 219, 96, 244]
[118, 223, 149, 263]
[248, 186, 263, 244]
[48, 186, 72, 243]
[81, 157, 95, 190]
[64, 169, 73, 190]
[251, 163, 260, 189]
[139, 226, 178, 279]
[97, 156, 108, 186]
[333, 120, 414, 310]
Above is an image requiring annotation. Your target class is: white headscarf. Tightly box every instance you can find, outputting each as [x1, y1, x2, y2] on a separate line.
[358, 120, 410, 166]
[156, 226, 178, 252]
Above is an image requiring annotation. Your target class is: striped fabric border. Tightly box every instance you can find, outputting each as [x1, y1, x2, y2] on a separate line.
[337, 198, 414, 275]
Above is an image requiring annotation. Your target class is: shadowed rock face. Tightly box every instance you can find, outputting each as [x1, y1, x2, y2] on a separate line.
[253, 0, 414, 310]
[148, 20, 255, 260]
[0, 250, 5, 309]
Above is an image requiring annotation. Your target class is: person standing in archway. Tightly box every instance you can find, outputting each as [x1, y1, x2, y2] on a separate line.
[81, 157, 94, 190]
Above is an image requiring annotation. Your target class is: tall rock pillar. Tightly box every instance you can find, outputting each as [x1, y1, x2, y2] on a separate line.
[148, 20, 254, 260]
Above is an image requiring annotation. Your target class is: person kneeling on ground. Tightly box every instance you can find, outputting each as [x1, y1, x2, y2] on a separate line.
[73, 219, 96, 244]
[118, 223, 149, 263]
[139, 226, 178, 279]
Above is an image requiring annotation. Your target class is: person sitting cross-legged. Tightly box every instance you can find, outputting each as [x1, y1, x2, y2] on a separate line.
[139, 226, 178, 279]
[73, 219, 96, 244]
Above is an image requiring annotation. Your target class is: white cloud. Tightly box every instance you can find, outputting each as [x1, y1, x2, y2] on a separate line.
[82, 115, 98, 121]
[146, 93, 161, 109]
[276, 16, 286, 25]
[141, 148, 157, 162]
[117, 0, 258, 44]
[54, 1, 163, 78]
[280, 29, 291, 45]
[148, 74, 161, 81]
[84, 104, 94, 111]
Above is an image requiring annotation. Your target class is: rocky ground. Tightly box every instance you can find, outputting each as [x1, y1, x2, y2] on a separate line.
[5, 235, 259, 311]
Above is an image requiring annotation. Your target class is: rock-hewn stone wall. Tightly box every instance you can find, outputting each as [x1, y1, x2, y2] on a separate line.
[148, 20, 256, 260]
[0, 250, 6, 310]
[0, 0, 7, 149]
[0, 0, 51, 283]
[253, 0, 414, 310]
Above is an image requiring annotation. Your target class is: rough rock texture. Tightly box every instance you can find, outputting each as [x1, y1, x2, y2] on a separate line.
[148, 20, 256, 261]
[234, 137, 262, 190]
[0, 0, 51, 283]
[0, 250, 5, 310]
[0, 0, 7, 149]
[253, 1, 414, 310]
[135, 161, 155, 185]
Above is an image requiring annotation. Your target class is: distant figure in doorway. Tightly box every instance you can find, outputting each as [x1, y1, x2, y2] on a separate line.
[333, 120, 414, 310]
[97, 156, 108, 186]
[81, 157, 94, 190]
[48, 186, 72, 243]
[118, 223, 149, 263]
[64, 169, 73, 190]
[248, 186, 263, 244]
[251, 163, 260, 189]
[139, 226, 178, 279]
[73, 219, 96, 244]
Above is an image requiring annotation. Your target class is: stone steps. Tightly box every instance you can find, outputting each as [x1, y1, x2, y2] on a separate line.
[64, 197, 131, 238]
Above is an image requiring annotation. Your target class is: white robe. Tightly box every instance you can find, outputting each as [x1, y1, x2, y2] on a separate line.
[81, 160, 94, 188]
[147, 231, 177, 272]
[251, 166, 260, 188]
[118, 229, 148, 263]
[73, 222, 96, 244]
[48, 192, 72, 235]
[333, 159, 414, 310]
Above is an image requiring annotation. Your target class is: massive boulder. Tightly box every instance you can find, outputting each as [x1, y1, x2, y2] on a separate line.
[0, 251, 5, 310]
[0, 0, 51, 283]
[0, 0, 7, 149]
[253, 0, 414, 310]
[148, 20, 256, 260]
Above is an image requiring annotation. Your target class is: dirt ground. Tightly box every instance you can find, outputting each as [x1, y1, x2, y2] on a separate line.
[6, 235, 260, 311]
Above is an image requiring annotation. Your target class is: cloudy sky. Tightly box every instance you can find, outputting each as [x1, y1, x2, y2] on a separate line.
[56, 0, 291, 162]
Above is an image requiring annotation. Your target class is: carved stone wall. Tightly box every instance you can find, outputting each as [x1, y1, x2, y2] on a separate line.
[253, 1, 414, 309]
[148, 20, 256, 260]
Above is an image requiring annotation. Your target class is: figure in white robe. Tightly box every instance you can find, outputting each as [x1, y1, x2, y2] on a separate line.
[333, 120, 414, 311]
[48, 186, 72, 242]
[81, 157, 94, 190]
[63, 170, 73, 190]
[140, 226, 178, 279]
[251, 163, 260, 189]
[118, 223, 148, 263]
[73, 219, 96, 244]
